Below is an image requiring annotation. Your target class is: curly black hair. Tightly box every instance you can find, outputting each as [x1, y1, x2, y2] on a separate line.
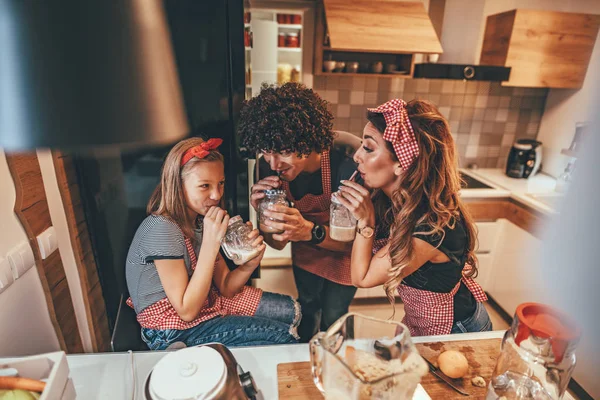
[237, 82, 335, 156]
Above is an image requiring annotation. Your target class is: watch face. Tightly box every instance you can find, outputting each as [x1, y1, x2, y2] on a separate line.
[315, 225, 326, 239]
[361, 227, 374, 238]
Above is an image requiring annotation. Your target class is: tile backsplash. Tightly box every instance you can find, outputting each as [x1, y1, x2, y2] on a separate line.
[313, 76, 548, 168]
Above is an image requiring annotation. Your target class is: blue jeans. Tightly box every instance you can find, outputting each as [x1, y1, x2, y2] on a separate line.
[293, 265, 357, 342]
[451, 301, 493, 334]
[141, 292, 301, 350]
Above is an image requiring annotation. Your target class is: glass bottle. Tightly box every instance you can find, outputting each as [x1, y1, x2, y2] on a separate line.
[486, 302, 581, 400]
[258, 189, 288, 234]
[221, 216, 261, 266]
[329, 193, 357, 242]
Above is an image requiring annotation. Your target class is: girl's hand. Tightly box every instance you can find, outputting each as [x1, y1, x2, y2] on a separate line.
[337, 181, 376, 229]
[241, 242, 266, 271]
[202, 207, 230, 251]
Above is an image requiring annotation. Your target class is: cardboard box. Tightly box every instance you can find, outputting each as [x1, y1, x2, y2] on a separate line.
[0, 352, 76, 400]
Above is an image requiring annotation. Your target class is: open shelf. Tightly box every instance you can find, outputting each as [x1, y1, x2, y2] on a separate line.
[278, 24, 302, 29]
[315, 72, 412, 78]
[278, 47, 302, 53]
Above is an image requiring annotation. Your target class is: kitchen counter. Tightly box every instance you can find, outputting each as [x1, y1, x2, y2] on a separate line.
[62, 331, 506, 399]
[460, 168, 560, 215]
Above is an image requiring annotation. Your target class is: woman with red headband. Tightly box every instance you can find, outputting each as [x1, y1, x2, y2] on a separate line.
[126, 137, 300, 350]
[337, 99, 492, 336]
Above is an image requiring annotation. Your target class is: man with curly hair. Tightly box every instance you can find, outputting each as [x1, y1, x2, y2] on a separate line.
[238, 82, 357, 341]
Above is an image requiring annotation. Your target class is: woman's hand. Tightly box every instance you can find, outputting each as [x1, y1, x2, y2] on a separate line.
[202, 206, 230, 251]
[250, 176, 280, 210]
[262, 204, 313, 242]
[337, 181, 376, 229]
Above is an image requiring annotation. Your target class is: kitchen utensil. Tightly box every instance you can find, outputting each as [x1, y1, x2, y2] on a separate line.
[487, 303, 581, 400]
[323, 60, 336, 73]
[345, 62, 359, 73]
[310, 313, 428, 399]
[505, 139, 542, 178]
[384, 63, 398, 74]
[422, 358, 469, 396]
[334, 61, 346, 73]
[370, 61, 383, 74]
[144, 343, 258, 400]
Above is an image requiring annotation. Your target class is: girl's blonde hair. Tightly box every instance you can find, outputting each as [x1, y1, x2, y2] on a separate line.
[147, 137, 224, 239]
[369, 100, 478, 306]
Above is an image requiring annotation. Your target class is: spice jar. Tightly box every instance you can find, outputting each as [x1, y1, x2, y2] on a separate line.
[221, 216, 261, 265]
[278, 33, 286, 48]
[291, 14, 302, 24]
[244, 12, 251, 23]
[276, 14, 285, 24]
[286, 33, 299, 48]
[329, 193, 357, 242]
[277, 63, 292, 84]
[258, 190, 288, 233]
[486, 302, 581, 400]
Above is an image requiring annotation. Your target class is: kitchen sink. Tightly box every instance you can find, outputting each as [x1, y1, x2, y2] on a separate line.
[460, 172, 493, 189]
[527, 192, 565, 210]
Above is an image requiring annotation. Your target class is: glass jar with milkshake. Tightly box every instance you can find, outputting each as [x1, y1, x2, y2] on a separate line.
[258, 189, 288, 234]
[221, 216, 262, 265]
[330, 192, 357, 242]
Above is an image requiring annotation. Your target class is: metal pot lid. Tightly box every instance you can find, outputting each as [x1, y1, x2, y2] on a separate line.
[149, 346, 227, 400]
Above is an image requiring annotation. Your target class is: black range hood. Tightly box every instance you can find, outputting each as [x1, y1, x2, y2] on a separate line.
[414, 63, 511, 81]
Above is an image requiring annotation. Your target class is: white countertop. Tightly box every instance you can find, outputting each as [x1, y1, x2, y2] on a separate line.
[63, 331, 508, 399]
[460, 168, 560, 215]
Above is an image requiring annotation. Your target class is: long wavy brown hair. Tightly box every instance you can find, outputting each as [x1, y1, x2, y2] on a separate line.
[147, 137, 224, 240]
[368, 100, 478, 305]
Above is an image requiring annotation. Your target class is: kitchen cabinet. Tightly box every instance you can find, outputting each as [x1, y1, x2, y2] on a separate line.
[480, 9, 600, 89]
[313, 0, 442, 78]
[485, 219, 547, 317]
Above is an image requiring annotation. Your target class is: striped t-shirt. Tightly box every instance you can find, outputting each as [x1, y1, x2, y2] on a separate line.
[125, 215, 202, 314]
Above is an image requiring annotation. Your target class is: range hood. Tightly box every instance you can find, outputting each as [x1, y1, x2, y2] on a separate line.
[413, 63, 511, 81]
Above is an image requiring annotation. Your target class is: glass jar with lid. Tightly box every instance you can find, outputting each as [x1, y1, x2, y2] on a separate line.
[329, 193, 357, 242]
[486, 302, 581, 400]
[221, 215, 261, 265]
[258, 189, 288, 234]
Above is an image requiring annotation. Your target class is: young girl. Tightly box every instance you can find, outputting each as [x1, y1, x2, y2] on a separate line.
[126, 137, 300, 350]
[338, 99, 492, 336]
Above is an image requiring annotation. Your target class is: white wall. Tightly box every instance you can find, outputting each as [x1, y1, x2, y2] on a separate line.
[0, 149, 61, 356]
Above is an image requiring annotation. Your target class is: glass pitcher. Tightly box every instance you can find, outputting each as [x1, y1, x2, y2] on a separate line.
[486, 303, 581, 400]
[221, 215, 261, 266]
[310, 313, 428, 400]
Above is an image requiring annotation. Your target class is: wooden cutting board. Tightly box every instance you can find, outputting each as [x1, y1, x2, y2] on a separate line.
[277, 338, 502, 399]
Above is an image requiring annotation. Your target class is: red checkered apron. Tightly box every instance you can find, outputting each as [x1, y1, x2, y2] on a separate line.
[372, 237, 487, 336]
[280, 151, 352, 286]
[127, 235, 262, 330]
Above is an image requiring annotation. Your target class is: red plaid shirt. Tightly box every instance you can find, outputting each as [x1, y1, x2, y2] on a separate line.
[128, 236, 262, 330]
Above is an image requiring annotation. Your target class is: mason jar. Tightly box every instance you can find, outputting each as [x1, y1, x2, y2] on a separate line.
[329, 193, 357, 242]
[258, 189, 288, 234]
[486, 302, 581, 400]
[220, 215, 261, 266]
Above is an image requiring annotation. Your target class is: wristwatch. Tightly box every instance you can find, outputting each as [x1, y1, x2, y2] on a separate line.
[357, 225, 375, 238]
[310, 223, 326, 244]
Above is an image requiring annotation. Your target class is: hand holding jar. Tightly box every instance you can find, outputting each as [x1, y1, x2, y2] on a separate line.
[221, 216, 265, 266]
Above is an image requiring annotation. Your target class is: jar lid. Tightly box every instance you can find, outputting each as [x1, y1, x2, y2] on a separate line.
[149, 346, 227, 400]
[264, 189, 286, 196]
[228, 215, 243, 225]
[514, 302, 581, 363]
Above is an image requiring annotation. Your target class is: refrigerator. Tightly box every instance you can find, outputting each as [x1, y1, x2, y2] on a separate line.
[73, 0, 249, 329]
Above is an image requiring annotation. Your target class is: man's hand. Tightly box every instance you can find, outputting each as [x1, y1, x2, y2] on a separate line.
[261, 204, 314, 242]
[250, 176, 280, 211]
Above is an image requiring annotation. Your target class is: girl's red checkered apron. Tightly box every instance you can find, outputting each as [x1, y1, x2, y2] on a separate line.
[280, 151, 352, 286]
[372, 237, 487, 336]
[127, 235, 262, 330]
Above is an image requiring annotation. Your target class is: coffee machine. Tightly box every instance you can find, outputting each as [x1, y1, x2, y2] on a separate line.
[505, 139, 542, 179]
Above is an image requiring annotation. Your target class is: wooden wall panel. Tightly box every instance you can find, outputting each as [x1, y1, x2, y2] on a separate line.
[5, 152, 84, 354]
[52, 152, 111, 353]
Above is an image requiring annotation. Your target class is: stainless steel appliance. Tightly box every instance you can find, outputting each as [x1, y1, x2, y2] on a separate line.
[505, 139, 542, 179]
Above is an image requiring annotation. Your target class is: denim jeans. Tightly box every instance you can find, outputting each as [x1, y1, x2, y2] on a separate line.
[451, 301, 493, 334]
[293, 265, 357, 342]
[141, 292, 301, 350]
